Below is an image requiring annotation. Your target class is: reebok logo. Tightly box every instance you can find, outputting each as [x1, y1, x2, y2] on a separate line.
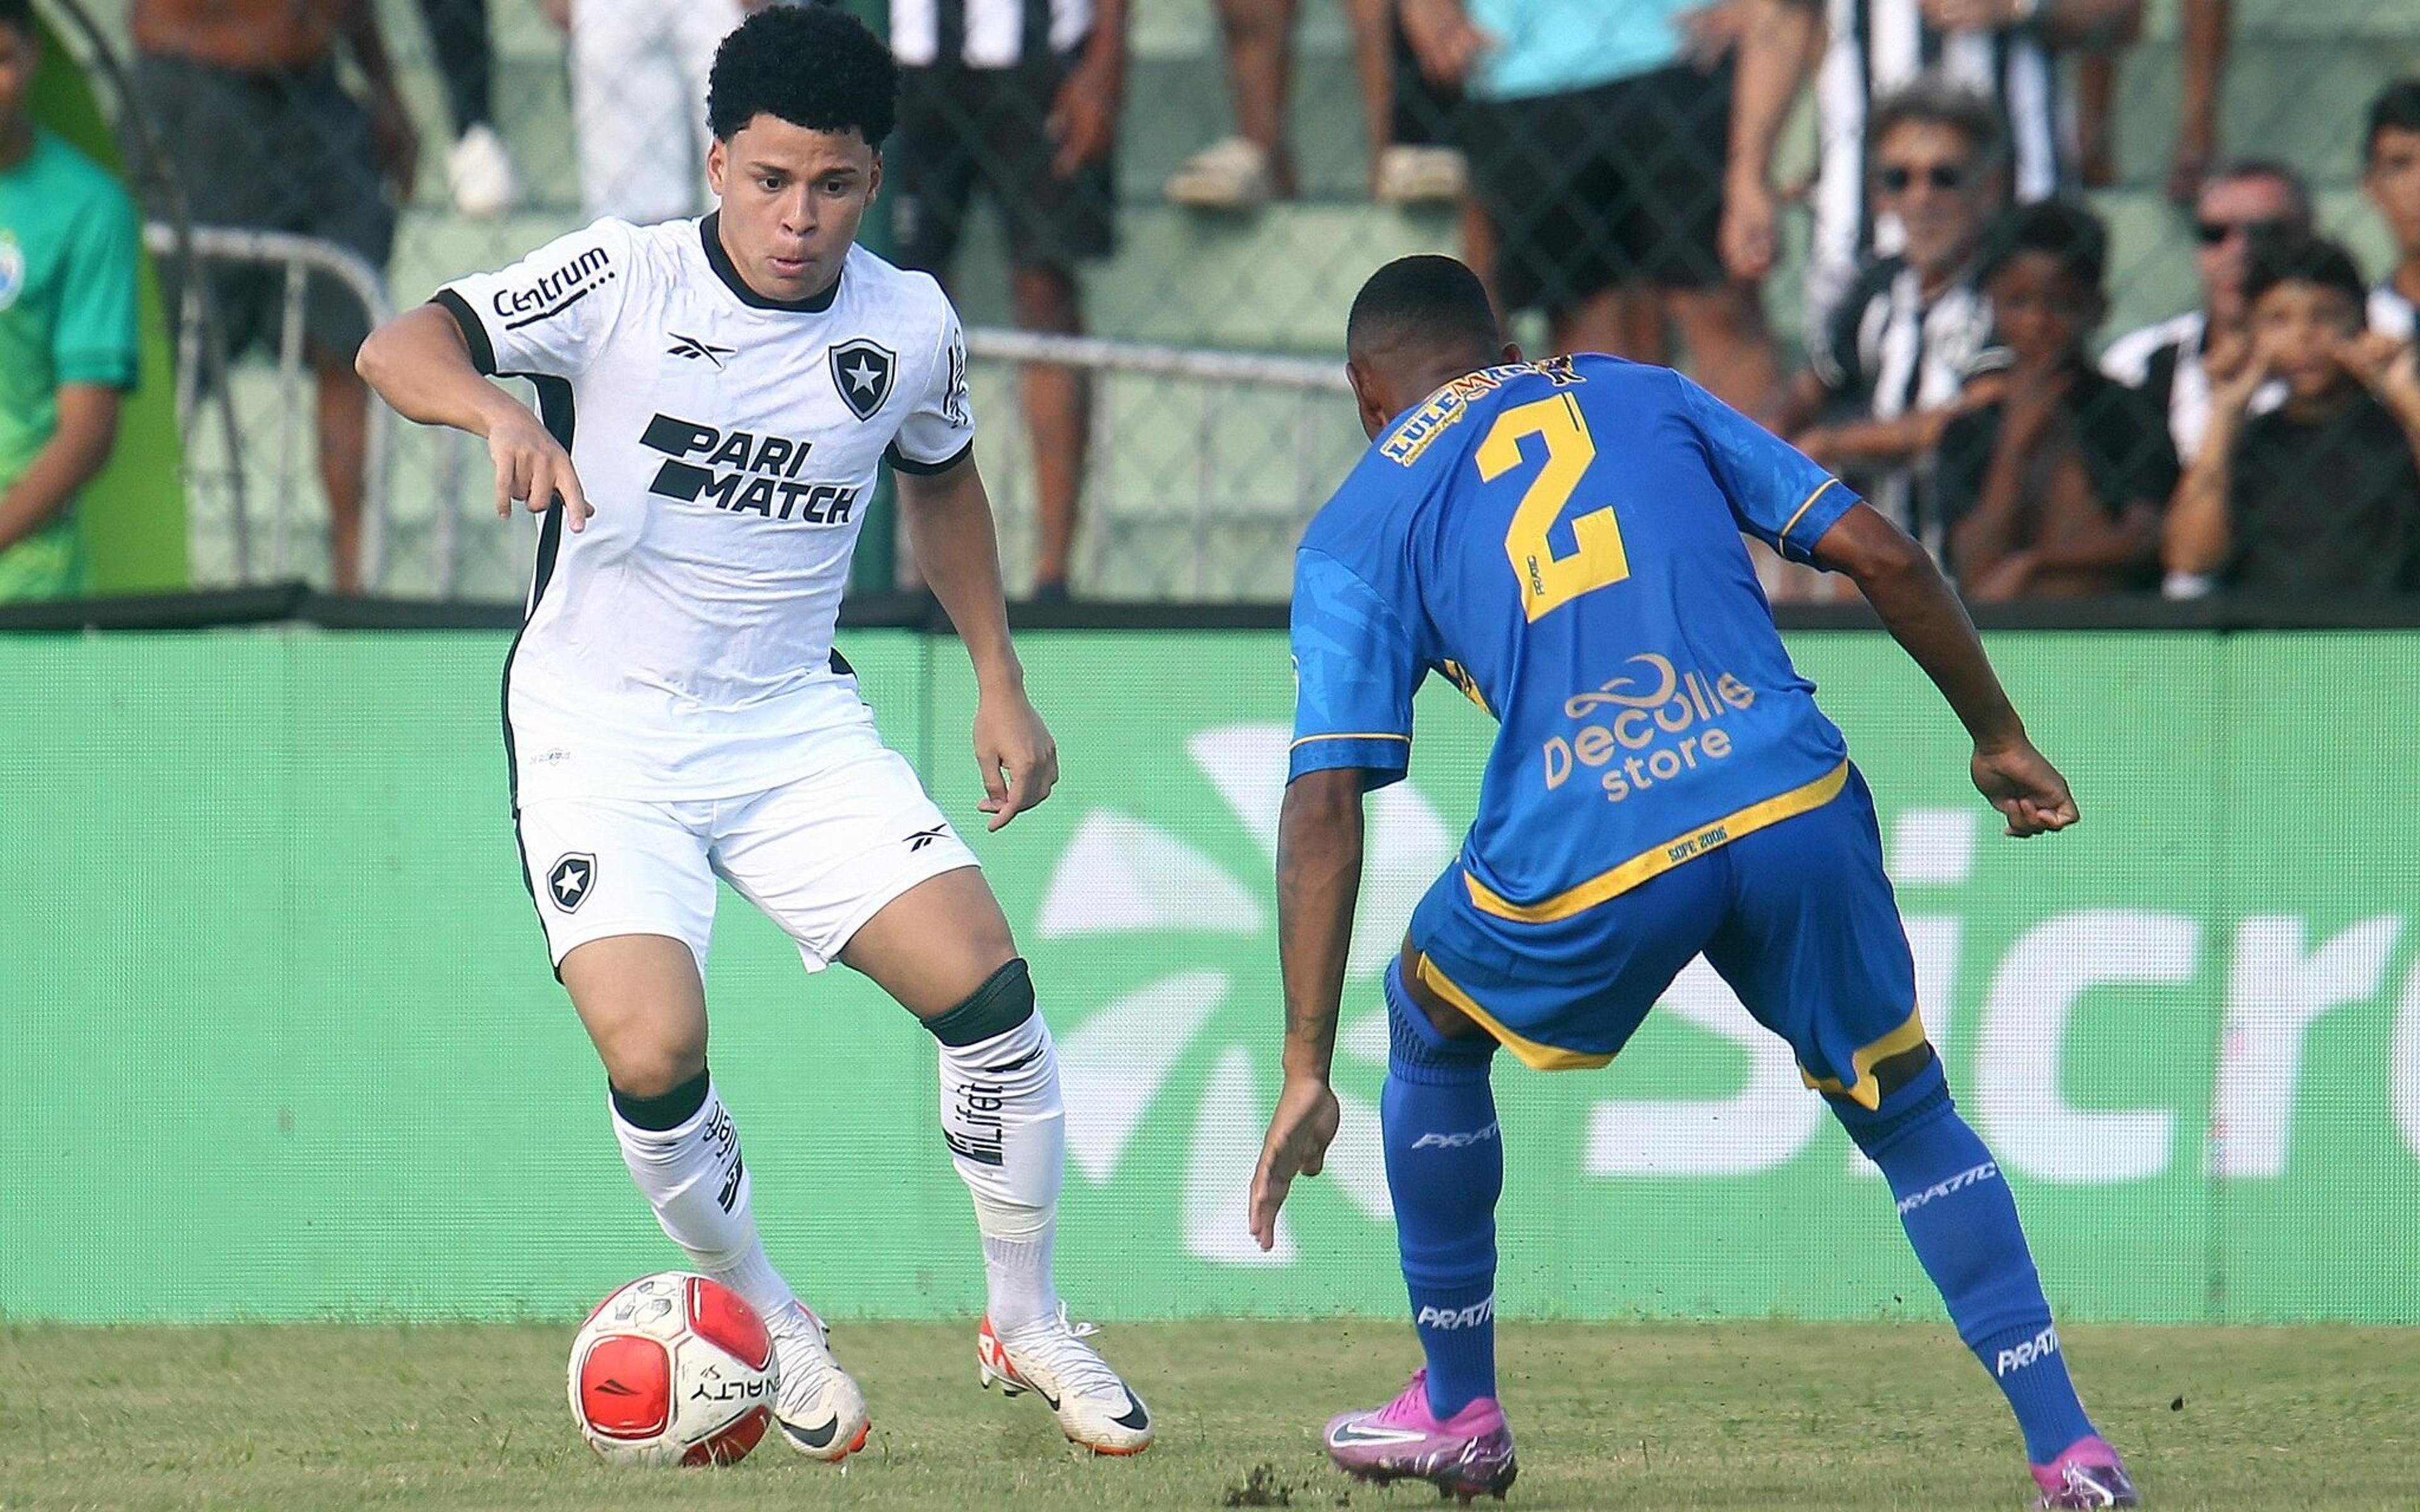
[1995, 1326, 2060, 1377]
[667, 332, 735, 368]
[639, 414, 856, 525]
[1411, 1121, 1500, 1150]
[906, 825, 947, 852]
[1415, 1297, 1495, 1330]
[492, 244, 612, 330]
[1896, 1160, 2001, 1215]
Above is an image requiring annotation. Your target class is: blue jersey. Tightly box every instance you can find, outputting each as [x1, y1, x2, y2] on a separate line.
[1289, 355, 1860, 925]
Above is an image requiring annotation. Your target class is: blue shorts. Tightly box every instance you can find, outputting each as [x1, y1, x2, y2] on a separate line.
[1407, 765, 1923, 1108]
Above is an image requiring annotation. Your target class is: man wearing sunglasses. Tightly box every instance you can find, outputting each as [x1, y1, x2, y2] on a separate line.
[1768, 78, 2003, 563]
[2101, 159, 2310, 469]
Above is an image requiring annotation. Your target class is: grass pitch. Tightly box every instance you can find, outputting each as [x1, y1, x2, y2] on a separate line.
[0, 1320, 2410, 1510]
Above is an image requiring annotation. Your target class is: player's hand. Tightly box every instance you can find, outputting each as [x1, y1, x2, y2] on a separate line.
[487, 406, 592, 532]
[1971, 739, 2078, 837]
[1400, 0, 1494, 86]
[1047, 48, 1124, 179]
[2336, 332, 2420, 402]
[1720, 174, 1778, 282]
[2001, 364, 2073, 445]
[1249, 1074, 1341, 1251]
[2212, 335, 2273, 416]
[973, 690, 1058, 831]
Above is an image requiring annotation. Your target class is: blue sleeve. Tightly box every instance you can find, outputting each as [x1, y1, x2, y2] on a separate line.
[1676, 372, 1860, 564]
[1289, 546, 1420, 788]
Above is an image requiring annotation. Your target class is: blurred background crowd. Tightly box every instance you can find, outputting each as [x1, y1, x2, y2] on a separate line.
[8, 0, 2420, 605]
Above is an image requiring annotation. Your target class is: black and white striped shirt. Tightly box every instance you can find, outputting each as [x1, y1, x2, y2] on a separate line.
[2105, 292, 2416, 465]
[890, 0, 1092, 68]
[1808, 0, 2071, 328]
[2100, 310, 2216, 465]
[1809, 255, 1996, 544]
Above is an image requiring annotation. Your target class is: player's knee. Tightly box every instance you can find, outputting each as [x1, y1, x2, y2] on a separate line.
[1827, 1043, 1950, 1157]
[599, 1032, 708, 1102]
[1386, 975, 1496, 1083]
[921, 956, 1038, 1046]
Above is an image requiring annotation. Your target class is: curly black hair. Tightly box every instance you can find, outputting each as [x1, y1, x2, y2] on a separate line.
[707, 3, 898, 147]
[1976, 199, 2109, 292]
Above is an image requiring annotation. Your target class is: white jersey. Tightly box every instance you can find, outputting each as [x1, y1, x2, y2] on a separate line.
[437, 216, 974, 805]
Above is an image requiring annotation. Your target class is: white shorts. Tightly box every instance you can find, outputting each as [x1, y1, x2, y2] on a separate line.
[514, 718, 979, 975]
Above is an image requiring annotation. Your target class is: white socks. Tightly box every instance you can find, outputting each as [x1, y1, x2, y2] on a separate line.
[938, 1011, 1065, 1332]
[611, 1077, 798, 1322]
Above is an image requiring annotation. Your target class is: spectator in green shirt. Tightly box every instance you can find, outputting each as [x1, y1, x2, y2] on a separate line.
[0, 0, 139, 602]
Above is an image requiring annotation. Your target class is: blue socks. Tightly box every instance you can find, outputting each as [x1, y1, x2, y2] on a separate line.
[1380, 961, 1503, 1420]
[1835, 1059, 2097, 1463]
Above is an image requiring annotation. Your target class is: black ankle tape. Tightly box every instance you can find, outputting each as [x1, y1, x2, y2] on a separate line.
[610, 1067, 711, 1130]
[921, 958, 1036, 1046]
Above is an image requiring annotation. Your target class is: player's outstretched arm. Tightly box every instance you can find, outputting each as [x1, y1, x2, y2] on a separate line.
[356, 305, 592, 530]
[1248, 767, 1362, 1250]
[1811, 502, 2079, 838]
[895, 459, 1057, 830]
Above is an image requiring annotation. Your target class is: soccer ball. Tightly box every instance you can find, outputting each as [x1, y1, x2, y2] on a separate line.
[568, 1271, 780, 1465]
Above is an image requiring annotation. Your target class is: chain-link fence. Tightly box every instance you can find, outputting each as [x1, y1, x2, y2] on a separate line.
[38, 0, 2420, 602]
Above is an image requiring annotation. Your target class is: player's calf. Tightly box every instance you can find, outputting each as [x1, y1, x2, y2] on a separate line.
[1830, 1055, 2135, 1505]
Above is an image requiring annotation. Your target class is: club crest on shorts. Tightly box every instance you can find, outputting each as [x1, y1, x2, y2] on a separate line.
[548, 853, 597, 912]
[828, 339, 896, 421]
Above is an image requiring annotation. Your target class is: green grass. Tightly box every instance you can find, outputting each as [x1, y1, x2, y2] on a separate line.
[0, 1320, 2411, 1509]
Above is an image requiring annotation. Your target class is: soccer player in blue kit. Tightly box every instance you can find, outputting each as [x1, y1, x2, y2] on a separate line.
[1248, 256, 2138, 1509]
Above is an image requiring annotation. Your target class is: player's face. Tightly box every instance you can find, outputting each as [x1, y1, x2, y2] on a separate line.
[1988, 251, 2099, 368]
[2364, 126, 2420, 255]
[706, 114, 882, 303]
[2194, 175, 2301, 326]
[1872, 122, 1994, 277]
[2250, 281, 2363, 399]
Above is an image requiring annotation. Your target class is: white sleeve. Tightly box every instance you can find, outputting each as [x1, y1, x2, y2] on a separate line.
[885, 297, 975, 474]
[2099, 323, 2161, 387]
[432, 218, 635, 379]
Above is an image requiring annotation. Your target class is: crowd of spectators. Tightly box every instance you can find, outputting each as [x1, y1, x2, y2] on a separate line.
[7, 0, 2420, 605]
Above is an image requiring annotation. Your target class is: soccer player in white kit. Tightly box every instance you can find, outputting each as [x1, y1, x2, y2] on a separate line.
[354, 4, 1150, 1461]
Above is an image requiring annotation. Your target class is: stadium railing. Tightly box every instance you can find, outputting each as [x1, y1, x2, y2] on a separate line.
[142, 223, 399, 593]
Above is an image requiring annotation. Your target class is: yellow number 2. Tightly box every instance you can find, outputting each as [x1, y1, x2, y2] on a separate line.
[1479, 394, 1628, 621]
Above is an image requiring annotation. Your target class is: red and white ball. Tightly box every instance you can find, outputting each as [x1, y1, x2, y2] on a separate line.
[568, 1272, 780, 1465]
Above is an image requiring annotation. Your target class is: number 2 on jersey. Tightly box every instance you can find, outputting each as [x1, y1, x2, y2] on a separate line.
[1479, 393, 1628, 621]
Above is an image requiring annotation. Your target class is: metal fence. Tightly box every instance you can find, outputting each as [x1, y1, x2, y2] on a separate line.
[45, 0, 2420, 602]
[144, 224, 398, 590]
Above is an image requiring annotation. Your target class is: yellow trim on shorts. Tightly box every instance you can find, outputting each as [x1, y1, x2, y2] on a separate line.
[1463, 760, 1852, 925]
[1799, 1008, 1930, 1110]
[1777, 478, 1841, 553]
[1413, 953, 1616, 1072]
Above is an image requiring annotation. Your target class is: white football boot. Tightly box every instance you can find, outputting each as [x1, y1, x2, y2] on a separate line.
[767, 1302, 870, 1461]
[978, 1305, 1154, 1455]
